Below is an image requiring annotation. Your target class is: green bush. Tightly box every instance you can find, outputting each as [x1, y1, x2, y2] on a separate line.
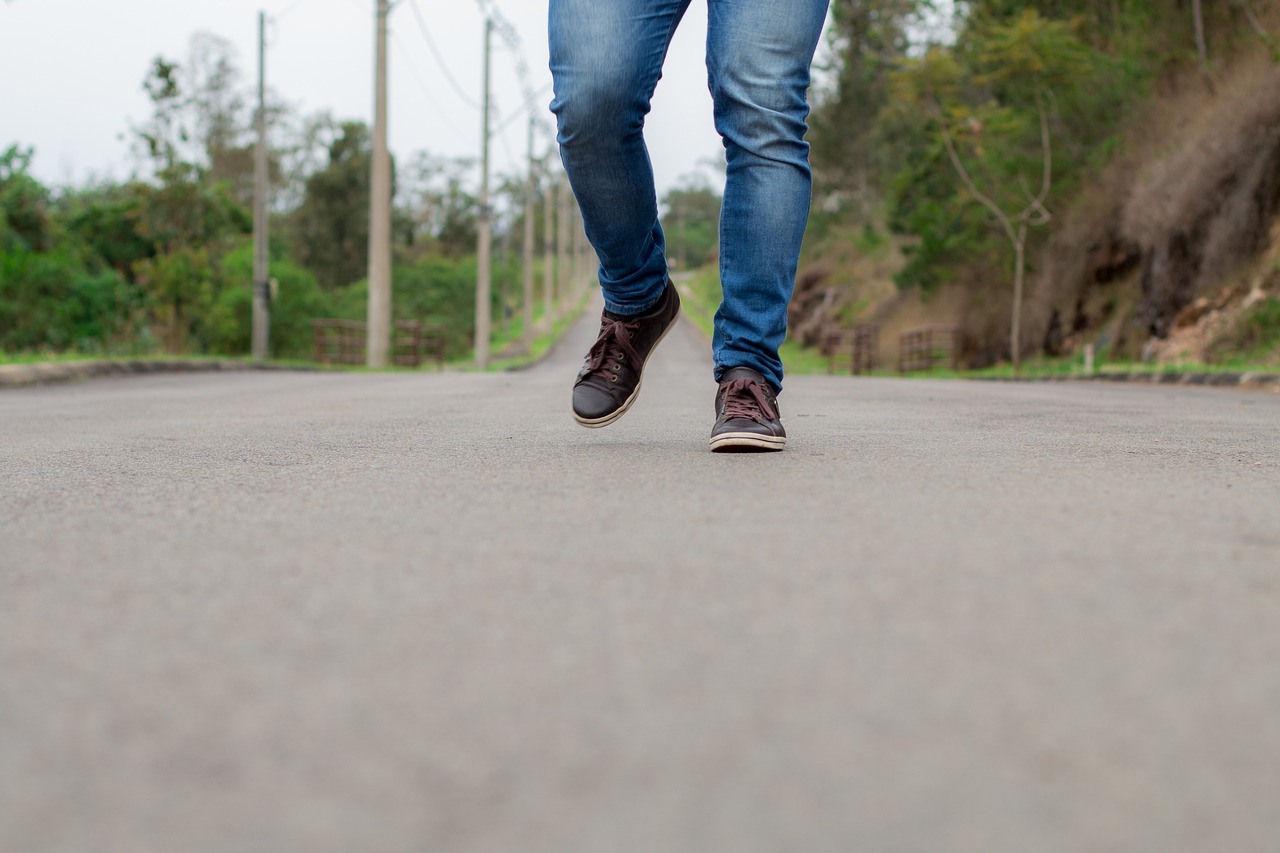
[0, 246, 136, 353]
[212, 243, 338, 359]
[392, 255, 478, 359]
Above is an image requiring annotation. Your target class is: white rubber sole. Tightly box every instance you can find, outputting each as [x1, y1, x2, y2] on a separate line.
[572, 379, 643, 429]
[708, 432, 787, 452]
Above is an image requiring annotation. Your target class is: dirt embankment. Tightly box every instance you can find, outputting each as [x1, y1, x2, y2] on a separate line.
[795, 56, 1280, 370]
[1032, 59, 1280, 364]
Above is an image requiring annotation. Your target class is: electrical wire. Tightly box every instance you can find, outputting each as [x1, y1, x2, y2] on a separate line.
[492, 81, 553, 136]
[274, 0, 310, 20]
[391, 30, 474, 142]
[407, 0, 483, 110]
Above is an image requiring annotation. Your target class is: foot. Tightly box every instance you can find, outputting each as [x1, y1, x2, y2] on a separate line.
[572, 282, 681, 428]
[709, 367, 787, 452]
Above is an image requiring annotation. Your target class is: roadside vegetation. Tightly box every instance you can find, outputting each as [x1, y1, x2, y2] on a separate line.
[4, 2, 1280, 377]
[794, 0, 1280, 374]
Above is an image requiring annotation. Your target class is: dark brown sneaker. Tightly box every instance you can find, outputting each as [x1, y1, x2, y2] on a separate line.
[709, 367, 787, 452]
[572, 281, 681, 428]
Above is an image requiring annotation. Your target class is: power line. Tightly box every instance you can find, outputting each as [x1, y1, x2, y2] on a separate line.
[492, 81, 553, 136]
[495, 102, 519, 169]
[390, 30, 473, 141]
[471, 0, 539, 121]
[274, 0, 310, 21]
[406, 0, 483, 111]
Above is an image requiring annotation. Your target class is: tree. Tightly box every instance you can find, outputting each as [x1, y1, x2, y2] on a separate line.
[128, 55, 252, 353]
[1, 148, 139, 354]
[396, 152, 479, 259]
[187, 32, 257, 207]
[0, 145, 53, 253]
[809, 0, 924, 216]
[660, 173, 722, 270]
[289, 121, 378, 290]
[895, 10, 1092, 368]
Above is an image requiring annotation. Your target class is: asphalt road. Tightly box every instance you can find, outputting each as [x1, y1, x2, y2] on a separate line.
[3, 298, 1279, 852]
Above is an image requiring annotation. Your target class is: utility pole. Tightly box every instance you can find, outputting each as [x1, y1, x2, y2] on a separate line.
[557, 178, 570, 307]
[577, 203, 585, 298]
[582, 217, 592, 297]
[367, 0, 393, 368]
[543, 158, 555, 323]
[571, 201, 583, 300]
[251, 10, 270, 360]
[522, 116, 536, 352]
[675, 201, 686, 271]
[475, 17, 493, 369]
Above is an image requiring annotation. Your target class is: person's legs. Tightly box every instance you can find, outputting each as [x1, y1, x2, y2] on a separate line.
[706, 0, 828, 394]
[549, 0, 691, 315]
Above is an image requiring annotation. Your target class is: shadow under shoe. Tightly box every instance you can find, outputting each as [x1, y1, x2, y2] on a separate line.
[572, 282, 682, 428]
[709, 367, 787, 452]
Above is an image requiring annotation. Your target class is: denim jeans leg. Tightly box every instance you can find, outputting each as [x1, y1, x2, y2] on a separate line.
[548, 0, 692, 316]
[707, 0, 829, 393]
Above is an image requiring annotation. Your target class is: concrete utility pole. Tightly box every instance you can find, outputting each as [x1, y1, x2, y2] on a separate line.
[367, 0, 393, 368]
[522, 116, 536, 352]
[252, 10, 271, 360]
[582, 218, 592, 296]
[543, 158, 555, 323]
[557, 178, 570, 307]
[475, 18, 493, 369]
[571, 202, 583, 300]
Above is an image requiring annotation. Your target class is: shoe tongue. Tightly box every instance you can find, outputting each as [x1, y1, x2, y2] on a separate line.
[720, 367, 766, 384]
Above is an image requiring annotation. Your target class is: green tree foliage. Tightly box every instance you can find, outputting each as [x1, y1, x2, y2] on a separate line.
[208, 243, 335, 359]
[392, 255, 483, 357]
[127, 53, 253, 353]
[1, 147, 138, 353]
[1, 145, 54, 253]
[132, 35, 262, 200]
[0, 246, 134, 353]
[395, 152, 480, 259]
[809, 0, 923, 217]
[57, 185, 154, 279]
[289, 122, 377, 290]
[890, 11, 1096, 365]
[660, 176, 722, 270]
[886, 6, 1120, 288]
[802, 0, 1227, 365]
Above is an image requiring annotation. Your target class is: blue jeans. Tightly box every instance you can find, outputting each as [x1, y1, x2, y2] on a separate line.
[549, 0, 828, 393]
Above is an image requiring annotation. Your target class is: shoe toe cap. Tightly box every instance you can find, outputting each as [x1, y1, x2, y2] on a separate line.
[573, 383, 619, 420]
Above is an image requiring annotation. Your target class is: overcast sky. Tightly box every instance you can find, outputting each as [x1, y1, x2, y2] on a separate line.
[2, 0, 834, 199]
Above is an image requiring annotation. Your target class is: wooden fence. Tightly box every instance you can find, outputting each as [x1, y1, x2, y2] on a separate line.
[312, 319, 445, 369]
[898, 324, 959, 373]
[822, 325, 879, 375]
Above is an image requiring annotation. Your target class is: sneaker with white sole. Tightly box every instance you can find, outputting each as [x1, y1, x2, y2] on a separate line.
[709, 367, 786, 452]
[572, 281, 681, 428]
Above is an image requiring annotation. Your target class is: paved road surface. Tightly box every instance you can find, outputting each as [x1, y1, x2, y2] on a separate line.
[3, 297, 1279, 852]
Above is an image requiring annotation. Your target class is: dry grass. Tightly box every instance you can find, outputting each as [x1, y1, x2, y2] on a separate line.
[1029, 46, 1280, 362]
[1122, 62, 1280, 324]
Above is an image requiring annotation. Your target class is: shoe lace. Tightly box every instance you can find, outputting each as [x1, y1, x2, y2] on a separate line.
[720, 377, 777, 422]
[584, 317, 643, 377]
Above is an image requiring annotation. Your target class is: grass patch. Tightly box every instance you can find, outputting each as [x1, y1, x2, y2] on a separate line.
[679, 267, 1280, 381]
[486, 289, 593, 372]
